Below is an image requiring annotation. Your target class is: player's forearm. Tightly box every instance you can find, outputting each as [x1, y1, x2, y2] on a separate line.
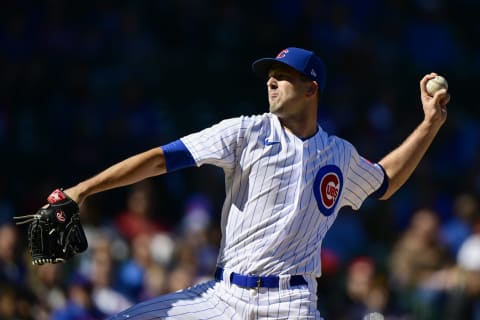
[65, 147, 167, 204]
[378, 120, 442, 199]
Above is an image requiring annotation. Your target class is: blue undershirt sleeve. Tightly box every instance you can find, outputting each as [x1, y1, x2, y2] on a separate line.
[161, 139, 196, 173]
[370, 163, 389, 199]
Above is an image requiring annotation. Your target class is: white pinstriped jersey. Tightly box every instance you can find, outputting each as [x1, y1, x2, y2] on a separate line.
[181, 113, 385, 278]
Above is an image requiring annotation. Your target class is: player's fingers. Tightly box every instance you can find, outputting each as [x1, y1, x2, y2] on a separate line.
[440, 93, 451, 106]
[420, 73, 437, 91]
[431, 88, 449, 107]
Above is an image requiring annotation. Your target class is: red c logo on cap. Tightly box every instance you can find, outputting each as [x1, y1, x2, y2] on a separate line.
[276, 49, 288, 59]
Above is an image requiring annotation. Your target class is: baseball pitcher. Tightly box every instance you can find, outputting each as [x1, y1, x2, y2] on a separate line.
[16, 47, 450, 319]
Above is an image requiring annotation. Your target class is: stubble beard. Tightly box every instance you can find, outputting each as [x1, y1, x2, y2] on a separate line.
[269, 102, 283, 116]
[269, 95, 284, 115]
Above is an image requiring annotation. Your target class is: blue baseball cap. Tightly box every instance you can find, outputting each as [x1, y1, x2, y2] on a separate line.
[252, 47, 327, 92]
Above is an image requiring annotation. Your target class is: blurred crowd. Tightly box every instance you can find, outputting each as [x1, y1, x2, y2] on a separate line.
[2, 0, 480, 319]
[0, 181, 221, 319]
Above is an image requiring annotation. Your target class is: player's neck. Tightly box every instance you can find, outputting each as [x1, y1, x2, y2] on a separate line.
[279, 115, 318, 139]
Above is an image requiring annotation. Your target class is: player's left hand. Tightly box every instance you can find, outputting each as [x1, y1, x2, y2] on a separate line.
[420, 73, 450, 128]
[13, 188, 88, 265]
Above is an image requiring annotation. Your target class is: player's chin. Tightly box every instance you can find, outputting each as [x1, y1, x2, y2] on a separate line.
[269, 103, 283, 115]
[271, 108, 292, 119]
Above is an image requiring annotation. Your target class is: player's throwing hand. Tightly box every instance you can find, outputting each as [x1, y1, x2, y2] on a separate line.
[420, 72, 450, 127]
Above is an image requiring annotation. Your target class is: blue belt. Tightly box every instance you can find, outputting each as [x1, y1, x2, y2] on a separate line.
[214, 267, 308, 289]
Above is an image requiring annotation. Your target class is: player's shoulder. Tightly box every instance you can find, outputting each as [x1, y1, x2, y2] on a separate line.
[220, 113, 272, 129]
[196, 113, 272, 140]
[317, 127, 357, 152]
[239, 112, 272, 124]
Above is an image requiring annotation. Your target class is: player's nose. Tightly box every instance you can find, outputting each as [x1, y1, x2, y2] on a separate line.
[267, 77, 277, 89]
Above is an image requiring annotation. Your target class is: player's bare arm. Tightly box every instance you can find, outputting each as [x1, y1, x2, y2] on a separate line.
[378, 73, 450, 200]
[64, 147, 167, 205]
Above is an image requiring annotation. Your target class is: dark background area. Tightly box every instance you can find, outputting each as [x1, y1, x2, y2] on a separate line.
[1, 0, 480, 319]
[1, 0, 479, 219]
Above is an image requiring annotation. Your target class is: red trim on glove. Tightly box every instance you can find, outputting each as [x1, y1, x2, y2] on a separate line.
[48, 189, 67, 204]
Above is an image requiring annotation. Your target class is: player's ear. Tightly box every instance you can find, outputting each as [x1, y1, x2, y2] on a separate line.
[306, 81, 318, 97]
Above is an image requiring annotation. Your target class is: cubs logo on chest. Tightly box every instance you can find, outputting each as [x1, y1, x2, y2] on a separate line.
[313, 165, 343, 216]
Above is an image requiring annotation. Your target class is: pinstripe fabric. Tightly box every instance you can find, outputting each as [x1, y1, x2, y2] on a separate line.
[181, 113, 384, 278]
[109, 278, 323, 320]
[112, 112, 384, 319]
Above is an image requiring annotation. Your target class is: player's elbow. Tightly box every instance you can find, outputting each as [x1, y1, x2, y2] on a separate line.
[378, 191, 393, 201]
[152, 147, 168, 175]
[377, 182, 401, 200]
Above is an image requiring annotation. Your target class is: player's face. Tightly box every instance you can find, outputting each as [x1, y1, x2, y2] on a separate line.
[267, 65, 313, 118]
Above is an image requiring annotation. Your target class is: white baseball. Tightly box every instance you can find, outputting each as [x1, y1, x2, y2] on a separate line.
[426, 75, 448, 96]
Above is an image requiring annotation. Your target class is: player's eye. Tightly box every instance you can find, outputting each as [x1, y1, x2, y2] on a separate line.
[271, 73, 289, 81]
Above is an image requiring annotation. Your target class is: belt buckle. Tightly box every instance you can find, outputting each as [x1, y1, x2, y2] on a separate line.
[256, 277, 262, 289]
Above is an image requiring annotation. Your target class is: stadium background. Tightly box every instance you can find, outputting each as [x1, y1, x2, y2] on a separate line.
[1, 0, 480, 319]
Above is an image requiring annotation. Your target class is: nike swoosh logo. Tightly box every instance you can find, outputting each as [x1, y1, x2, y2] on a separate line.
[264, 139, 280, 146]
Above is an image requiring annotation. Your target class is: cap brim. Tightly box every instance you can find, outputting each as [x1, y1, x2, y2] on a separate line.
[252, 58, 283, 78]
[252, 58, 311, 80]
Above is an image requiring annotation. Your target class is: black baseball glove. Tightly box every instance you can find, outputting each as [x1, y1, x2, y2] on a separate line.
[14, 189, 88, 265]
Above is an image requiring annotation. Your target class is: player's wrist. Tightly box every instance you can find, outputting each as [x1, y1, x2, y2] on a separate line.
[63, 184, 87, 206]
[420, 117, 444, 133]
